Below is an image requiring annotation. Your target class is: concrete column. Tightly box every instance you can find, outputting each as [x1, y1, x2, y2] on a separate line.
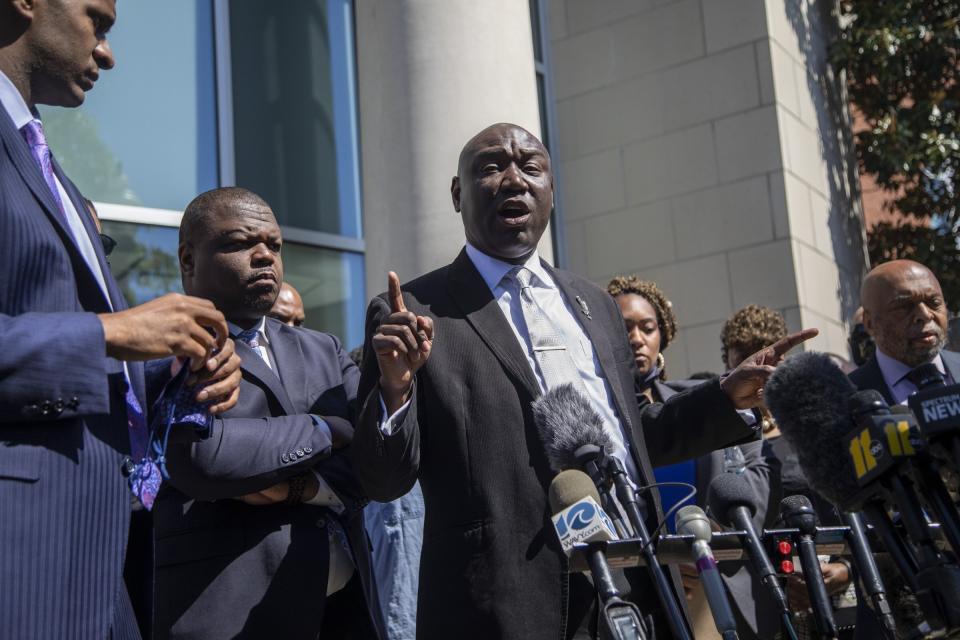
[355, 0, 546, 298]
[548, 0, 866, 376]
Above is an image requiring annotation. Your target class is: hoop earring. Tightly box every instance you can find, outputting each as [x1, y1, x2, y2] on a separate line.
[656, 353, 665, 370]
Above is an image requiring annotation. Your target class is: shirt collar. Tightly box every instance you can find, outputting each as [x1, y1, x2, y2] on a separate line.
[464, 242, 553, 293]
[0, 69, 38, 130]
[875, 347, 946, 387]
[228, 316, 269, 345]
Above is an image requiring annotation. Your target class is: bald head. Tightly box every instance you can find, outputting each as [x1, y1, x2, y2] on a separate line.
[269, 282, 306, 327]
[451, 123, 553, 263]
[457, 123, 546, 177]
[180, 187, 273, 246]
[179, 187, 283, 323]
[860, 259, 947, 366]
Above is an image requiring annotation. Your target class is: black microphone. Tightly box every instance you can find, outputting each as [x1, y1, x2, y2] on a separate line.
[548, 470, 648, 640]
[779, 495, 838, 639]
[906, 362, 960, 470]
[764, 355, 922, 591]
[533, 384, 693, 640]
[533, 384, 631, 538]
[765, 353, 959, 630]
[708, 472, 798, 640]
[675, 505, 739, 640]
[840, 511, 897, 638]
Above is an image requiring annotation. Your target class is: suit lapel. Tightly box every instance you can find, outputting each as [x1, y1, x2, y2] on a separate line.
[941, 350, 960, 384]
[52, 158, 119, 310]
[861, 357, 895, 405]
[446, 250, 540, 398]
[0, 106, 84, 256]
[549, 265, 635, 435]
[235, 338, 297, 415]
[265, 320, 308, 413]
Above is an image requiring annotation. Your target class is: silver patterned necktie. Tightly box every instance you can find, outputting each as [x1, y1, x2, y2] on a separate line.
[512, 267, 584, 391]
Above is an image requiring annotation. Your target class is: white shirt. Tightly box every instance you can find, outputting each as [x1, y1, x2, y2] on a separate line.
[230, 318, 354, 594]
[463, 243, 642, 483]
[0, 70, 112, 306]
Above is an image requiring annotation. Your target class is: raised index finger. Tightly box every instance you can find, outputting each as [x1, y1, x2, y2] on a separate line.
[388, 271, 406, 313]
[770, 328, 819, 358]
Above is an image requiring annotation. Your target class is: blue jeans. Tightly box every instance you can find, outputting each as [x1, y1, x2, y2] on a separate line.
[363, 481, 424, 640]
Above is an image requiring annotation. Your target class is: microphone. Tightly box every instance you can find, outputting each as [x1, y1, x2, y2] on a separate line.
[708, 472, 798, 640]
[533, 384, 693, 640]
[839, 511, 897, 638]
[533, 384, 631, 538]
[549, 469, 619, 556]
[766, 353, 960, 631]
[548, 470, 648, 640]
[675, 505, 740, 640]
[906, 363, 960, 469]
[779, 495, 838, 639]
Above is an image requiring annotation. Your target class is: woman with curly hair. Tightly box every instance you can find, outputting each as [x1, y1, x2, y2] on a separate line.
[720, 304, 789, 371]
[606, 275, 683, 404]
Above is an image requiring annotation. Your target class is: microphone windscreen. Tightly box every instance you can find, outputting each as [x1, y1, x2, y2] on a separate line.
[675, 505, 712, 542]
[779, 494, 818, 533]
[765, 351, 865, 508]
[532, 383, 611, 473]
[707, 472, 759, 526]
[548, 469, 601, 514]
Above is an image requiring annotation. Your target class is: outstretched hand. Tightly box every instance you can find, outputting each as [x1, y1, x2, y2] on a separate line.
[372, 272, 433, 413]
[720, 328, 819, 409]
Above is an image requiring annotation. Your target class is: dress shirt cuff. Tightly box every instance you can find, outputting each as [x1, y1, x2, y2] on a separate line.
[378, 393, 411, 436]
[304, 469, 346, 513]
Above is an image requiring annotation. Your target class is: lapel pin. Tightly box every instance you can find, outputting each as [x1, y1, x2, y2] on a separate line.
[575, 295, 592, 320]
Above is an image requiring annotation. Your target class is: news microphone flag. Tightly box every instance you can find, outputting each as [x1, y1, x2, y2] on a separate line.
[551, 495, 619, 556]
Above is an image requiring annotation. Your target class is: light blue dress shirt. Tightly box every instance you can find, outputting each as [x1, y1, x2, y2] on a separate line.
[463, 243, 640, 483]
[875, 348, 951, 405]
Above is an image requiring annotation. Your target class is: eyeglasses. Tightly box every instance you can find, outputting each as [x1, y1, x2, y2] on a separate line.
[100, 233, 117, 257]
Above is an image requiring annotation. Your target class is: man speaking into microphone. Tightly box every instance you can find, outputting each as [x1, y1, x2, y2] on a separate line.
[352, 123, 817, 639]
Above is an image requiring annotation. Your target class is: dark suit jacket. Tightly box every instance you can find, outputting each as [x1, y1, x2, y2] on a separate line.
[848, 349, 960, 405]
[150, 318, 383, 640]
[352, 250, 755, 639]
[0, 102, 144, 638]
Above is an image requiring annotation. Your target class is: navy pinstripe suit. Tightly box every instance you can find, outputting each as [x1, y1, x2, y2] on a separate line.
[0, 101, 143, 639]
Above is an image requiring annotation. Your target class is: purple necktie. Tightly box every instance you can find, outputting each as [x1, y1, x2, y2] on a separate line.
[20, 119, 66, 218]
[21, 119, 161, 508]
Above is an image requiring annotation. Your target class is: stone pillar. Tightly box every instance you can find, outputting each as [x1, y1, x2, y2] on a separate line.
[355, 0, 546, 298]
[548, 0, 866, 376]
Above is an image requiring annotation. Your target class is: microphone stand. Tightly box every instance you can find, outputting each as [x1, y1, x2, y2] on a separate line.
[583, 542, 649, 640]
[601, 454, 694, 640]
[840, 512, 897, 639]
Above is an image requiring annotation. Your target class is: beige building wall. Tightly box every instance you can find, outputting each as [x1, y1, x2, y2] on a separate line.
[354, 0, 547, 300]
[549, 0, 866, 376]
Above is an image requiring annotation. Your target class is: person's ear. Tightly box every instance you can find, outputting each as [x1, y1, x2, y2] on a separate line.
[178, 242, 195, 279]
[862, 309, 875, 337]
[451, 176, 461, 212]
[9, 0, 35, 21]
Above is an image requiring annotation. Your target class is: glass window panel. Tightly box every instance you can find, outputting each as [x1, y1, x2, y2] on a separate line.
[101, 220, 183, 306]
[529, 0, 544, 63]
[41, 1, 218, 211]
[282, 244, 365, 349]
[230, 0, 360, 238]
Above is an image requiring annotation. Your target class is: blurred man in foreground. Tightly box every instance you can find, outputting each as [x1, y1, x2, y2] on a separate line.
[0, 1, 239, 637]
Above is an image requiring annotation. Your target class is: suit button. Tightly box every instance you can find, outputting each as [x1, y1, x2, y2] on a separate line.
[120, 457, 135, 477]
[281, 453, 290, 463]
[53, 399, 64, 414]
[296, 449, 304, 458]
[303, 446, 313, 455]
[68, 396, 80, 409]
[40, 400, 53, 416]
[23, 403, 39, 417]
[316, 519, 327, 529]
